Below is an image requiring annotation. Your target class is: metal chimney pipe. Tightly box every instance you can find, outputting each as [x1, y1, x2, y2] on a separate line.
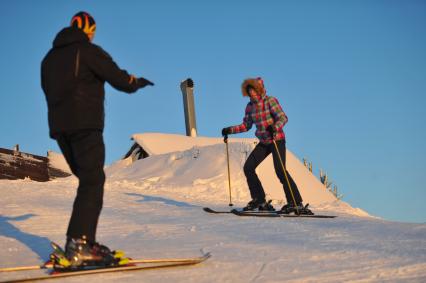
[180, 78, 197, 137]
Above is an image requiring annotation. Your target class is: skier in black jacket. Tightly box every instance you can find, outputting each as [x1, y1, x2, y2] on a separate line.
[41, 11, 154, 268]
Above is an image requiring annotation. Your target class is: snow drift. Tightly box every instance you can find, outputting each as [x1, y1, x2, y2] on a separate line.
[108, 133, 366, 216]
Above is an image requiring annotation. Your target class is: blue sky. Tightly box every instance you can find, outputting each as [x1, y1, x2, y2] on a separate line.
[0, 0, 425, 223]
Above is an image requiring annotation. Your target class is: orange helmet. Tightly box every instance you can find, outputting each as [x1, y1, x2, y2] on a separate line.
[70, 11, 96, 41]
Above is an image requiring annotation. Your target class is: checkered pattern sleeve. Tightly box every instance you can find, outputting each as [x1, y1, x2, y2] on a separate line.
[269, 97, 288, 132]
[229, 103, 253, 134]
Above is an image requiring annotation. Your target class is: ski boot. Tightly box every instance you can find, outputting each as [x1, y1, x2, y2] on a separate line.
[51, 237, 128, 271]
[258, 200, 276, 211]
[280, 203, 314, 215]
[49, 242, 72, 270]
[243, 198, 264, 211]
[243, 198, 275, 211]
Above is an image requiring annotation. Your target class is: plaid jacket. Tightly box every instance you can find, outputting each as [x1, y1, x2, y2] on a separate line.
[229, 95, 288, 144]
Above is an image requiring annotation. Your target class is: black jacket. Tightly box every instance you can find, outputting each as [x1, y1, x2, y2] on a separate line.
[41, 27, 141, 138]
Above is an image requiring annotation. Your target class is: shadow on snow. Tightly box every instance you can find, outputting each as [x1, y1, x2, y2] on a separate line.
[0, 214, 52, 261]
[125, 193, 198, 208]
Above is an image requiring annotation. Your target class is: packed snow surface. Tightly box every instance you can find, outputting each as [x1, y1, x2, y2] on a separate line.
[1, 133, 425, 282]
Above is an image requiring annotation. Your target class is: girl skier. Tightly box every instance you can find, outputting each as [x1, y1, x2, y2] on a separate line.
[222, 77, 311, 214]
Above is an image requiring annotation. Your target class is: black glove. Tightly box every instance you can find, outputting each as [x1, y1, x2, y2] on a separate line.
[137, 77, 155, 88]
[222, 127, 231, 136]
[266, 125, 275, 137]
[222, 127, 231, 143]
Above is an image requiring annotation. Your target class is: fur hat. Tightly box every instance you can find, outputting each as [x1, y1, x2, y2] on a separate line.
[241, 77, 266, 97]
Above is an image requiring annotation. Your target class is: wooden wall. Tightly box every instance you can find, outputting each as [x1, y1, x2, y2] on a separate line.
[0, 148, 71, 182]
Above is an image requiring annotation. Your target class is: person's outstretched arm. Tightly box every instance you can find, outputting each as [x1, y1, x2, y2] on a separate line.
[85, 44, 154, 93]
[223, 103, 253, 135]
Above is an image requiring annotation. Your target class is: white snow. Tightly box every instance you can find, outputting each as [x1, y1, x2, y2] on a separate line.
[47, 151, 72, 174]
[0, 133, 425, 282]
[124, 133, 351, 208]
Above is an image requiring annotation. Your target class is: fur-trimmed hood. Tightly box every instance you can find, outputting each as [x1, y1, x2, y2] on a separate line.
[241, 77, 266, 97]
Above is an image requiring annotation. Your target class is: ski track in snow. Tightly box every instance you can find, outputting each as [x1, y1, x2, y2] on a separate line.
[1, 179, 425, 282]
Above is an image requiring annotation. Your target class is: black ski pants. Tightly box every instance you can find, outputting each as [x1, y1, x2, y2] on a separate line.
[55, 130, 105, 243]
[243, 140, 303, 205]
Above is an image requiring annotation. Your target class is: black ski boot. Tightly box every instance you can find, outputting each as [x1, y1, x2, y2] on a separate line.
[280, 203, 314, 215]
[58, 237, 119, 270]
[243, 198, 264, 211]
[243, 199, 275, 211]
[280, 202, 295, 214]
[258, 200, 276, 211]
[297, 203, 314, 215]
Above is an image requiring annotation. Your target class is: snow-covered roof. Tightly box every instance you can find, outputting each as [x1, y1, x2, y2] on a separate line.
[131, 133, 257, 156]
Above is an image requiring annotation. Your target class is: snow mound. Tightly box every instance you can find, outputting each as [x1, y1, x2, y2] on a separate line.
[108, 133, 368, 216]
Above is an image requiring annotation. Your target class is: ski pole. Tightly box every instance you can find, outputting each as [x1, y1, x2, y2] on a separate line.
[224, 135, 233, 206]
[272, 139, 299, 215]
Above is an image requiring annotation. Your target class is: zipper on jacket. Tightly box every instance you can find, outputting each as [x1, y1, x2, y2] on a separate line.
[74, 49, 80, 77]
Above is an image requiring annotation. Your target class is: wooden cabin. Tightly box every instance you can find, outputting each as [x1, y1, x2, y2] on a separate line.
[0, 146, 71, 182]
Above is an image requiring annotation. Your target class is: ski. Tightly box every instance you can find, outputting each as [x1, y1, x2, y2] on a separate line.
[231, 209, 337, 218]
[203, 207, 274, 214]
[203, 207, 234, 214]
[0, 254, 211, 273]
[204, 207, 281, 216]
[204, 207, 336, 218]
[0, 253, 211, 283]
[204, 207, 283, 215]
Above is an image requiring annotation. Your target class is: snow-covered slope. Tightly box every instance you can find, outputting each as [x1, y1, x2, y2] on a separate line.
[0, 179, 425, 282]
[1, 133, 425, 282]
